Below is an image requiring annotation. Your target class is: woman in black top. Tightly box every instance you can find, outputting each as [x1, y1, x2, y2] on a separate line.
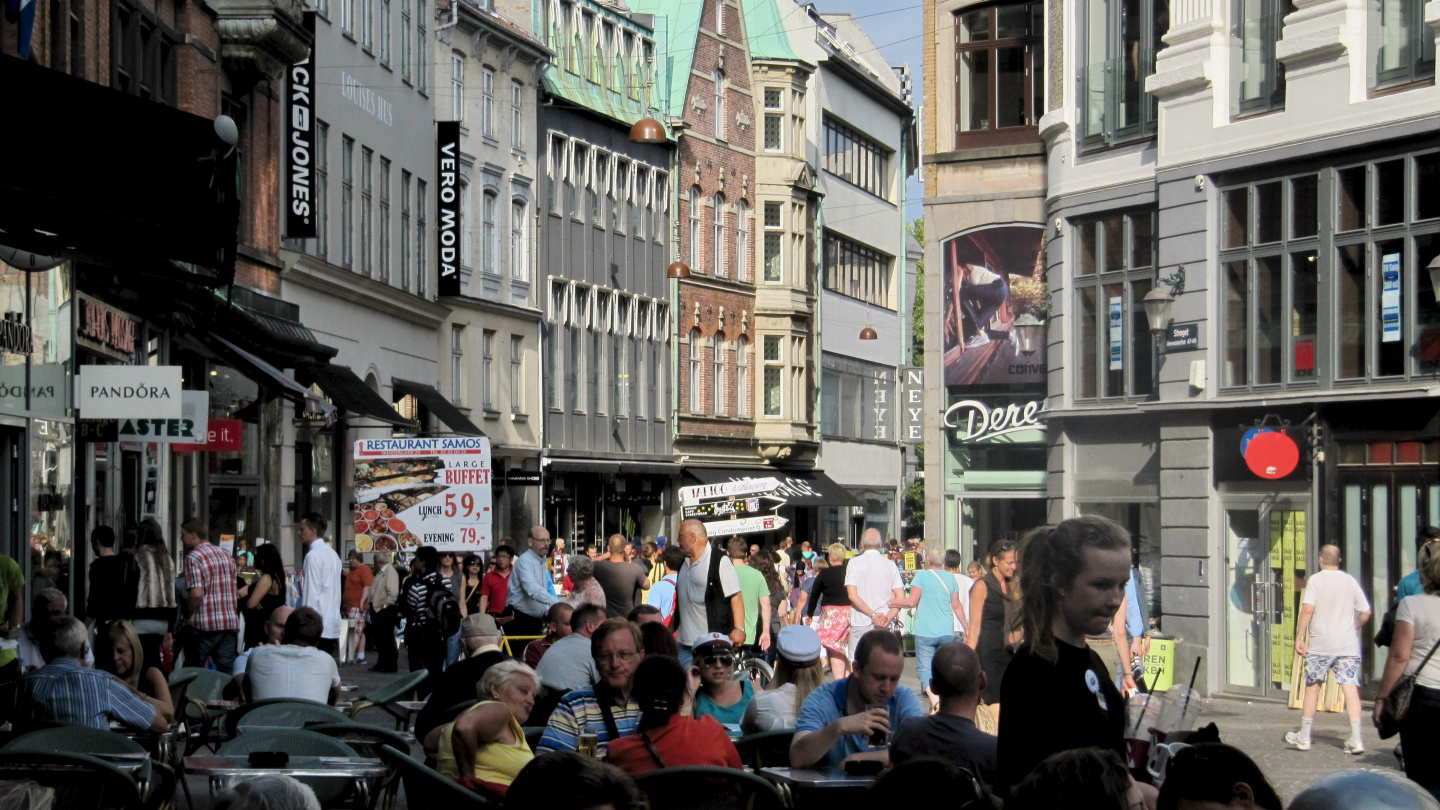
[967, 539, 1019, 718]
[237, 543, 286, 649]
[996, 517, 1135, 799]
[805, 543, 852, 678]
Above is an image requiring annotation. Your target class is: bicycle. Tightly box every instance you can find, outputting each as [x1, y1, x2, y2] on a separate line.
[732, 644, 774, 689]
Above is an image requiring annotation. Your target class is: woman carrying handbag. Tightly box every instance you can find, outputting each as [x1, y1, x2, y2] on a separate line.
[1373, 541, 1440, 801]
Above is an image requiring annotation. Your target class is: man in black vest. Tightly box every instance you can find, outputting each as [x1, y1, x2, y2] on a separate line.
[670, 519, 744, 669]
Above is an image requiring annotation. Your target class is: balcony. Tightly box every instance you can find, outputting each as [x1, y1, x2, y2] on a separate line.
[211, 0, 312, 84]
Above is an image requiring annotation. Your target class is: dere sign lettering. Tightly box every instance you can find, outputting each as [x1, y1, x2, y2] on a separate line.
[76, 365, 182, 419]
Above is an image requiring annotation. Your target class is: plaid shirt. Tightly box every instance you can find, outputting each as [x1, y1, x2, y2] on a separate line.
[20, 657, 157, 731]
[186, 540, 239, 632]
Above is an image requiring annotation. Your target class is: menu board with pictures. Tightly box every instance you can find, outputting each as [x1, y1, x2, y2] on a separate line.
[353, 437, 493, 553]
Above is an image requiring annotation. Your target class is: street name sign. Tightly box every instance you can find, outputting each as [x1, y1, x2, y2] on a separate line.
[702, 515, 789, 538]
[679, 477, 780, 505]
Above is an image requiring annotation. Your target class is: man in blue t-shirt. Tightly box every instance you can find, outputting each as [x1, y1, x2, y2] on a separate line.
[790, 626, 924, 767]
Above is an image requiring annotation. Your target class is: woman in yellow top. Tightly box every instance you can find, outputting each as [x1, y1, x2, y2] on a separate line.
[436, 660, 541, 796]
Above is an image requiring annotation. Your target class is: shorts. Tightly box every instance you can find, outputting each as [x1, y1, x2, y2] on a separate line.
[1303, 654, 1360, 686]
[347, 607, 366, 622]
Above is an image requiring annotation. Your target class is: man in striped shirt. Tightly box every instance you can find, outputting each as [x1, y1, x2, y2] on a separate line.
[537, 618, 642, 757]
[21, 616, 169, 732]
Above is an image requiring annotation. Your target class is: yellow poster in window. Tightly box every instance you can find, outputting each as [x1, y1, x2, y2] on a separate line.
[1292, 512, 1306, 574]
[1281, 511, 1296, 574]
[1282, 511, 1300, 681]
[1269, 510, 1284, 565]
[1270, 512, 1286, 684]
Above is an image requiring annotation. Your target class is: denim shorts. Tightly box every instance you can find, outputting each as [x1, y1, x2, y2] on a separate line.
[914, 633, 964, 690]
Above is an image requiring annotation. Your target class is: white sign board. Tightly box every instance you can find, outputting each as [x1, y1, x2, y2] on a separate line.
[76, 365, 183, 419]
[354, 437, 493, 554]
[679, 477, 780, 505]
[117, 391, 209, 443]
[1108, 296, 1124, 370]
[1382, 252, 1401, 343]
[702, 515, 789, 538]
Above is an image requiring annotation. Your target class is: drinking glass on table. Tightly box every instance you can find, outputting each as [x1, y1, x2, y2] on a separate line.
[577, 732, 599, 758]
[864, 704, 891, 748]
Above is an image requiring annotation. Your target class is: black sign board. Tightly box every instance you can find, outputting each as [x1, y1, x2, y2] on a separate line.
[1165, 322, 1200, 352]
[682, 496, 787, 521]
[506, 470, 542, 486]
[78, 419, 119, 443]
[436, 121, 461, 297]
[284, 12, 317, 238]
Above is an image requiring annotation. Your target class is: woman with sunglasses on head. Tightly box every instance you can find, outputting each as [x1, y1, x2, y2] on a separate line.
[966, 539, 1020, 723]
[605, 654, 743, 777]
[996, 518, 1150, 808]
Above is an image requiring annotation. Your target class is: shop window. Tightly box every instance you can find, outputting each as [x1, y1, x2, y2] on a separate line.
[1372, 0, 1436, 90]
[1233, 0, 1292, 115]
[1079, 0, 1169, 148]
[954, 1, 1044, 142]
[1073, 210, 1155, 400]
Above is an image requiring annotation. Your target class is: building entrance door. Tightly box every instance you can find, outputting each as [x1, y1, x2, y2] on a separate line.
[1222, 501, 1307, 697]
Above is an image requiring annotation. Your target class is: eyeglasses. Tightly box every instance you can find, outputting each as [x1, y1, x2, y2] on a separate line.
[468, 562, 482, 567]
[597, 651, 639, 664]
[701, 654, 734, 668]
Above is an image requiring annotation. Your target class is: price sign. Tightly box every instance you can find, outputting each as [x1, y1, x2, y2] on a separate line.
[353, 437, 493, 554]
[701, 515, 789, 538]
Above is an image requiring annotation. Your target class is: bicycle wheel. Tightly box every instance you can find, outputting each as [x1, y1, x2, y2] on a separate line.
[739, 657, 774, 689]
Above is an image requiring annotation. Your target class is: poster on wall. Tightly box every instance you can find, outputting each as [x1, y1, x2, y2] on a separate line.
[941, 224, 1047, 387]
[353, 437, 492, 554]
[1381, 252, 1401, 343]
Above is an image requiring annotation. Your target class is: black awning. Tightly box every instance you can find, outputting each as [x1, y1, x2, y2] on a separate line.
[391, 378, 484, 436]
[682, 467, 863, 508]
[299, 364, 415, 428]
[206, 334, 333, 417]
[547, 458, 679, 475]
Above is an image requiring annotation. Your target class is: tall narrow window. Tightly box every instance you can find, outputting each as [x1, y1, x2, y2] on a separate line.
[736, 336, 749, 416]
[1374, 0, 1436, 88]
[1073, 211, 1155, 398]
[481, 330, 495, 410]
[713, 194, 726, 278]
[511, 199, 528, 281]
[360, 0, 371, 48]
[482, 67, 495, 137]
[379, 0, 390, 63]
[379, 157, 391, 282]
[451, 53, 464, 121]
[954, 2, 1044, 136]
[712, 70, 726, 139]
[510, 335, 523, 413]
[361, 147, 373, 275]
[713, 335, 725, 414]
[689, 187, 702, 271]
[764, 202, 782, 283]
[511, 81, 524, 147]
[450, 326, 465, 404]
[1234, 0, 1292, 114]
[763, 335, 783, 417]
[735, 200, 749, 281]
[399, 0, 411, 82]
[1080, 0, 1167, 147]
[482, 191, 497, 276]
[341, 136, 354, 268]
[689, 329, 703, 413]
[458, 179, 473, 271]
[763, 87, 783, 151]
[416, 178, 427, 296]
[415, 0, 426, 92]
[342, 0, 354, 35]
[400, 170, 411, 289]
[315, 122, 329, 259]
[714, 0, 724, 35]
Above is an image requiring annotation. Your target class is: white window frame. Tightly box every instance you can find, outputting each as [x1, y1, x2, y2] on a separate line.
[510, 334, 523, 413]
[763, 201, 783, 284]
[450, 325, 465, 404]
[713, 194, 726, 278]
[689, 328, 703, 413]
[736, 335, 748, 417]
[510, 198, 528, 281]
[713, 70, 726, 140]
[712, 334, 725, 414]
[735, 200, 748, 281]
[511, 80, 524, 148]
[689, 186, 702, 271]
[481, 330, 495, 410]
[482, 67, 496, 137]
[763, 334, 784, 417]
[451, 52, 464, 121]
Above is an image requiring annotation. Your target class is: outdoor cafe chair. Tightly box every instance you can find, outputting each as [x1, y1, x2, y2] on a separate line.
[734, 729, 794, 770]
[348, 669, 429, 731]
[169, 667, 232, 754]
[231, 699, 353, 734]
[0, 751, 144, 810]
[0, 721, 178, 809]
[304, 723, 411, 810]
[216, 728, 364, 808]
[634, 766, 787, 810]
[378, 744, 494, 808]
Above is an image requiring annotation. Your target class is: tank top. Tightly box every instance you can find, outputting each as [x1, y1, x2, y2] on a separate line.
[436, 701, 534, 785]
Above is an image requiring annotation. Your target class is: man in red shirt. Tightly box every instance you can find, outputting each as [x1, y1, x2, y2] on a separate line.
[523, 602, 573, 669]
[181, 518, 239, 673]
[480, 545, 515, 626]
[342, 550, 375, 663]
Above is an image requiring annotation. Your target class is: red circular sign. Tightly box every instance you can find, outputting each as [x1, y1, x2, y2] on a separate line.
[1244, 431, 1299, 479]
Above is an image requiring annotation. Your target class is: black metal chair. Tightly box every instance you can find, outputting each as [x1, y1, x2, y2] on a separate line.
[0, 751, 144, 810]
[226, 698, 353, 735]
[734, 729, 794, 770]
[634, 766, 787, 810]
[305, 723, 411, 810]
[377, 744, 494, 808]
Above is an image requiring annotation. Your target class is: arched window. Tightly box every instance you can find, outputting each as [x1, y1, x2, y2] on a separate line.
[688, 186, 702, 271]
[482, 190, 497, 275]
[735, 200, 748, 281]
[736, 335, 748, 417]
[688, 328, 703, 413]
[712, 334, 725, 414]
[713, 194, 726, 278]
[713, 70, 725, 139]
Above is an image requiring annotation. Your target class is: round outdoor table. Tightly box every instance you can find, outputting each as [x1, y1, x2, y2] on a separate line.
[185, 755, 387, 783]
[759, 766, 877, 810]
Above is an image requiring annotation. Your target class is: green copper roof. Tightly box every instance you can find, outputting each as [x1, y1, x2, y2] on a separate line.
[739, 0, 798, 62]
[532, 0, 669, 130]
[624, 0, 704, 121]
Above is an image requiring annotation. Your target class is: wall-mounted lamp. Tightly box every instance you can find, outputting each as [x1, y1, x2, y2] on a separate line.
[1427, 255, 1440, 302]
[1013, 313, 1044, 356]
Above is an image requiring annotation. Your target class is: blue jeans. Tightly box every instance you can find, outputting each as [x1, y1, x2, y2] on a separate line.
[185, 629, 239, 675]
[445, 629, 462, 668]
[678, 646, 693, 670]
[914, 633, 963, 693]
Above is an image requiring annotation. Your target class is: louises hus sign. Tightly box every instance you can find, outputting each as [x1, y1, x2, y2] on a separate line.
[943, 398, 1045, 443]
[75, 365, 182, 419]
[436, 121, 461, 297]
[285, 11, 317, 239]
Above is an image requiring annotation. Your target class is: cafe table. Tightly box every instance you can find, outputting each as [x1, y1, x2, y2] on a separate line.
[185, 755, 387, 785]
[759, 766, 876, 810]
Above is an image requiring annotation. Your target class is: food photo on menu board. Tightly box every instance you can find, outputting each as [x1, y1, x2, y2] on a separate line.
[352, 437, 494, 553]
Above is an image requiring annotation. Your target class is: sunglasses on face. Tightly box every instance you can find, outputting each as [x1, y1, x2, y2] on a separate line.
[701, 654, 734, 668]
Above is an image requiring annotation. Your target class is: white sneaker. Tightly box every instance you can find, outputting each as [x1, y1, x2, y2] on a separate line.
[1285, 731, 1311, 751]
[1343, 738, 1365, 755]
[965, 332, 991, 349]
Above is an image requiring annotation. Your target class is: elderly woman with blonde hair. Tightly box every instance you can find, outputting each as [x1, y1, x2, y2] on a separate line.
[803, 542, 854, 678]
[435, 660, 542, 796]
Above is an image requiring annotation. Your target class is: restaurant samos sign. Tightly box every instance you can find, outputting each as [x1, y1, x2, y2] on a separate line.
[353, 437, 493, 554]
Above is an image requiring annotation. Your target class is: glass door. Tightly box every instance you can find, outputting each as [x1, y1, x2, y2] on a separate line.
[1224, 508, 1270, 695]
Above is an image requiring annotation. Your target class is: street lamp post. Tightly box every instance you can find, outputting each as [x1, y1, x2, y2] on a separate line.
[1142, 287, 1175, 400]
[1013, 313, 1044, 357]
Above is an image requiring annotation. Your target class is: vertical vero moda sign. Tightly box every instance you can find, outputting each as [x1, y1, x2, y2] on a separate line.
[436, 121, 461, 297]
[285, 11, 317, 239]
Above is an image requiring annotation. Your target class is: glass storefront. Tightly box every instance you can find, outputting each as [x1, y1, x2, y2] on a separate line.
[941, 391, 1048, 560]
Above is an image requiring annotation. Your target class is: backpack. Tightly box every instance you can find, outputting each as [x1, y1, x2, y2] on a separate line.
[429, 582, 462, 638]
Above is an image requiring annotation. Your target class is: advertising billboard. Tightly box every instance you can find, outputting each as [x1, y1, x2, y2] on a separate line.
[353, 436, 493, 553]
[941, 224, 1047, 387]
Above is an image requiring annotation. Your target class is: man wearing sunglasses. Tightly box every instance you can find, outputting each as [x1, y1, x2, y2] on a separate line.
[690, 633, 754, 728]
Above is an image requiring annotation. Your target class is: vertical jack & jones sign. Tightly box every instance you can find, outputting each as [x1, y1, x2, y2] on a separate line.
[285, 12, 317, 238]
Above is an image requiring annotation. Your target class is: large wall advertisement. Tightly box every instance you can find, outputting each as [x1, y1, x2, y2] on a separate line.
[941, 224, 1047, 388]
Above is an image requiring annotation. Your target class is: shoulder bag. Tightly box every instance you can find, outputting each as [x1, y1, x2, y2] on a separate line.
[1377, 635, 1440, 739]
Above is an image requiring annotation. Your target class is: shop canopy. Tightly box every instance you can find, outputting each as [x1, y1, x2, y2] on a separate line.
[681, 466, 863, 508]
[391, 378, 484, 437]
[299, 364, 415, 429]
[207, 335, 333, 418]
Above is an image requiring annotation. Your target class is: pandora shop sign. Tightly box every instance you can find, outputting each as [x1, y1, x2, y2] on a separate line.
[76, 365, 183, 419]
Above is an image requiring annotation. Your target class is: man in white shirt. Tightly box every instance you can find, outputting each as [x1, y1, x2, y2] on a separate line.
[299, 512, 342, 657]
[673, 519, 744, 669]
[1286, 545, 1372, 755]
[845, 529, 904, 664]
[246, 607, 342, 705]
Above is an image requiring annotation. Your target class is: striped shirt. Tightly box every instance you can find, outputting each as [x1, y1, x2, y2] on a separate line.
[186, 541, 239, 632]
[20, 658, 157, 731]
[536, 687, 641, 757]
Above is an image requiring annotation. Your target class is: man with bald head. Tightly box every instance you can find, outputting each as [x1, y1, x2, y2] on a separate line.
[594, 534, 650, 619]
[844, 528, 904, 664]
[509, 525, 560, 636]
[890, 642, 997, 782]
[232, 605, 293, 701]
[672, 519, 745, 668]
[1287, 544, 1372, 755]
